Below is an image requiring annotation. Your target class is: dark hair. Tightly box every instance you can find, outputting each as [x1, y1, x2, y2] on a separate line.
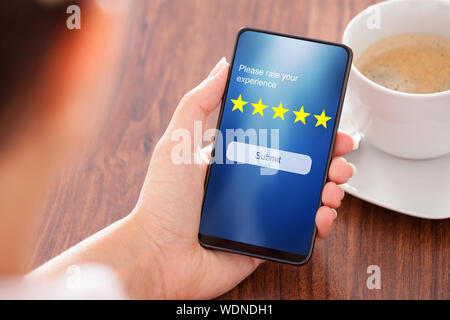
[0, 0, 69, 141]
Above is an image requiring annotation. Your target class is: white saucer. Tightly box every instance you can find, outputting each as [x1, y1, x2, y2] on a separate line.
[338, 103, 450, 220]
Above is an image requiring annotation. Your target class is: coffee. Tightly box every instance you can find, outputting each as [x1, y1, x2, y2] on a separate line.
[355, 33, 450, 94]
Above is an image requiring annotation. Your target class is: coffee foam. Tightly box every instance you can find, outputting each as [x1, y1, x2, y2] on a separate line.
[355, 33, 450, 94]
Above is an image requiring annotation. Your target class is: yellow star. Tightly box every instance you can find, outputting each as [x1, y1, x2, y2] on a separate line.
[251, 98, 268, 117]
[230, 94, 248, 112]
[292, 106, 310, 124]
[314, 110, 332, 128]
[272, 102, 289, 120]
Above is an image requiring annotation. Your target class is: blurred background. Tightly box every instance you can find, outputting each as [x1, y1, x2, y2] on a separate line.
[6, 0, 446, 299]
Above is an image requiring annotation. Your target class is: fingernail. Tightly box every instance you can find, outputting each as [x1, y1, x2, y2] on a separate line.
[208, 57, 227, 78]
[352, 135, 360, 151]
[339, 130, 360, 151]
[218, 56, 227, 66]
[340, 188, 345, 200]
[331, 208, 338, 219]
[349, 162, 357, 176]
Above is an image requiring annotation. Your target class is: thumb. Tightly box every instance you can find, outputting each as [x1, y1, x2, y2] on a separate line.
[164, 58, 229, 139]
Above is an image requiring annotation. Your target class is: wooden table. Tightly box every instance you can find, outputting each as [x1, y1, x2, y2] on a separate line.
[30, 0, 449, 299]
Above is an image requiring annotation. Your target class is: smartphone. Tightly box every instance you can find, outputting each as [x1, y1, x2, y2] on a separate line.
[198, 28, 352, 265]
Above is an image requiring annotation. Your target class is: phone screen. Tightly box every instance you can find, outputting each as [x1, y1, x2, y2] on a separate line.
[199, 29, 351, 264]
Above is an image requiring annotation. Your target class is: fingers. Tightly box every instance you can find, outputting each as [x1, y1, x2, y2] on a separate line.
[208, 57, 227, 78]
[317, 152, 356, 240]
[182, 57, 229, 116]
[164, 58, 229, 138]
[317, 182, 345, 240]
[333, 131, 357, 156]
[328, 157, 356, 184]
[315, 206, 337, 240]
[322, 181, 344, 208]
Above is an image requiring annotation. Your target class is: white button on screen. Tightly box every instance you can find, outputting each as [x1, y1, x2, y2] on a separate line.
[226, 141, 312, 175]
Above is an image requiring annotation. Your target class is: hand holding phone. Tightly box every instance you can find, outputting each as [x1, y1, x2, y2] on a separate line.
[130, 30, 354, 298]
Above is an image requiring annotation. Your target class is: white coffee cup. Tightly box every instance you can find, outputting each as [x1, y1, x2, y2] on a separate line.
[342, 0, 450, 160]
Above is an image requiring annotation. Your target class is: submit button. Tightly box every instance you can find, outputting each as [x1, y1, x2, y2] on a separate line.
[226, 141, 312, 175]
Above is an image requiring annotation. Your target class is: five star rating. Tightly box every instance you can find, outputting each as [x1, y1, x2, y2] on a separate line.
[230, 94, 332, 128]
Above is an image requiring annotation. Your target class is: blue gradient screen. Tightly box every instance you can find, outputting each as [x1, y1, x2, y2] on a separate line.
[199, 30, 350, 256]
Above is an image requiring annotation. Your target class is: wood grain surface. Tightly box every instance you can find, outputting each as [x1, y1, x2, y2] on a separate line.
[29, 0, 449, 299]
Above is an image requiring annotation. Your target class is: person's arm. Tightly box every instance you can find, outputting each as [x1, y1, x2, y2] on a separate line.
[28, 215, 165, 299]
[27, 58, 356, 299]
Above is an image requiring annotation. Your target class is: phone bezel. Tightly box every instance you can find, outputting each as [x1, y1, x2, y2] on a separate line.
[198, 27, 353, 265]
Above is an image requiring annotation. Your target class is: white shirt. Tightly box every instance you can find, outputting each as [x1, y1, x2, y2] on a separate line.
[0, 264, 126, 300]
